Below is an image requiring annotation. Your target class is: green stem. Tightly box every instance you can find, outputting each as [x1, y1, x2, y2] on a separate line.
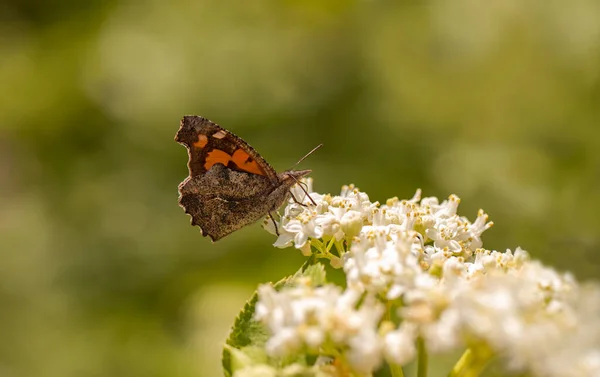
[447, 347, 493, 377]
[325, 237, 336, 255]
[311, 240, 335, 261]
[335, 239, 347, 256]
[383, 301, 396, 326]
[310, 240, 324, 255]
[390, 363, 405, 377]
[417, 338, 428, 377]
[448, 349, 473, 377]
[384, 302, 405, 377]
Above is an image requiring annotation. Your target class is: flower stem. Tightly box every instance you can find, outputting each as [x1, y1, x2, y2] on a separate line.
[335, 239, 347, 256]
[417, 337, 428, 377]
[325, 237, 336, 253]
[390, 363, 405, 377]
[448, 349, 473, 377]
[385, 302, 405, 377]
[447, 347, 492, 377]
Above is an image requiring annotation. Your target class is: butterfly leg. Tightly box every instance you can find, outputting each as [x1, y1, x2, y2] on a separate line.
[268, 212, 280, 236]
[288, 175, 317, 206]
[291, 182, 317, 207]
[289, 191, 308, 207]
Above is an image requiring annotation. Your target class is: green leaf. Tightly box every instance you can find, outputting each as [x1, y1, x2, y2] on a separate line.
[297, 263, 327, 286]
[222, 288, 268, 376]
[222, 259, 328, 376]
[224, 344, 268, 372]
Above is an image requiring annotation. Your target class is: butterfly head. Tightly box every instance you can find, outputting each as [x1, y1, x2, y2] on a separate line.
[279, 169, 311, 187]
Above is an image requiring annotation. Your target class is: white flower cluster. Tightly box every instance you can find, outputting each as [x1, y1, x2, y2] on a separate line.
[255, 278, 384, 374]
[255, 181, 600, 376]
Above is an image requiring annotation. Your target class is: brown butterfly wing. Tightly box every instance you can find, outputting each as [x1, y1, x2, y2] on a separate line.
[178, 164, 282, 241]
[175, 116, 278, 183]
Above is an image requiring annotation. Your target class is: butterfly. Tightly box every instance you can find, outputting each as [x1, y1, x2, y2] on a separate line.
[175, 115, 317, 241]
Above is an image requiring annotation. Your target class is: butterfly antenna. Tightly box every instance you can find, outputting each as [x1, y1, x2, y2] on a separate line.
[287, 143, 322, 206]
[292, 143, 323, 168]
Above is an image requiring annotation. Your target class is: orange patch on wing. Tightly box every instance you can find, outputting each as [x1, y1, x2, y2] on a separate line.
[232, 149, 266, 175]
[204, 148, 267, 175]
[205, 149, 232, 170]
[194, 134, 208, 148]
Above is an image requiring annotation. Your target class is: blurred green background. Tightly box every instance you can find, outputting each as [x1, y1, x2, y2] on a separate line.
[1, 0, 599, 376]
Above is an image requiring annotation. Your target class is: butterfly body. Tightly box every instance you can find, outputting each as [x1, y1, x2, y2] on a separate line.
[176, 116, 311, 241]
